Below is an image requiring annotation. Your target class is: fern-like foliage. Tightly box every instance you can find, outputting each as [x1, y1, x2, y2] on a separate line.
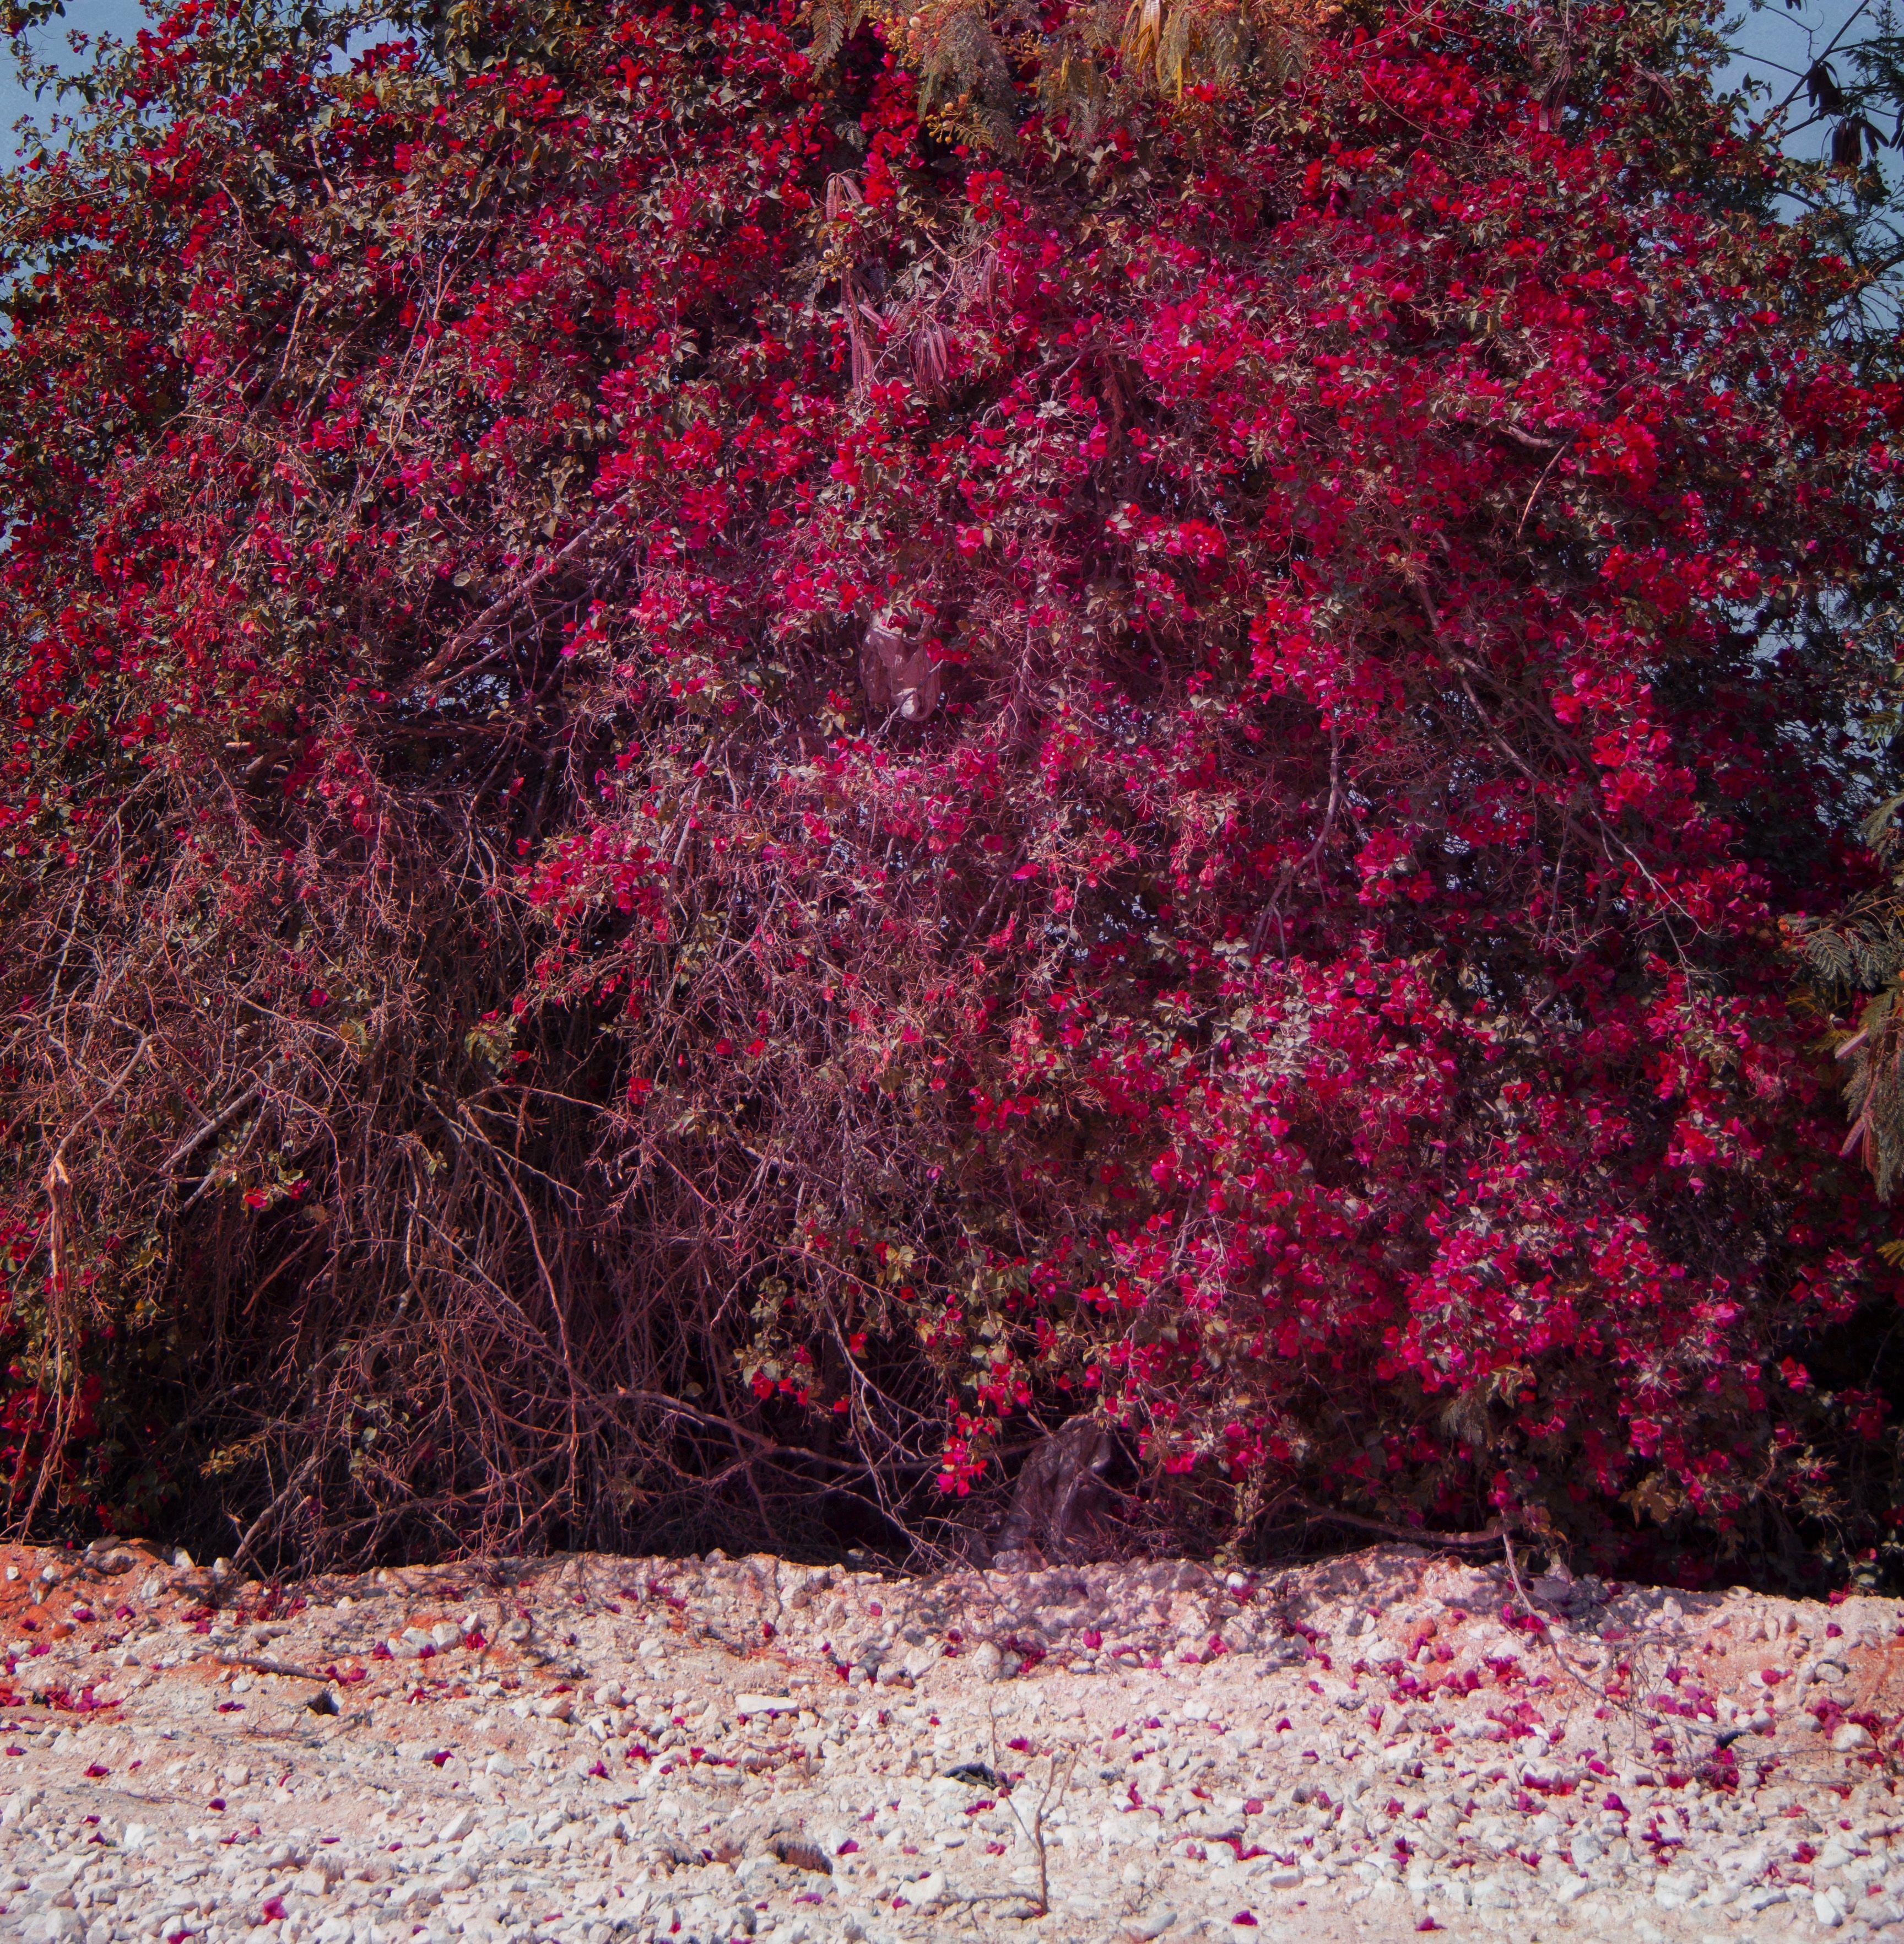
[808, 0, 870, 71]
[1123, 0, 1259, 95]
[800, 0, 1332, 154]
[916, 1, 1021, 150]
[1034, 0, 1122, 148]
[1796, 793, 1904, 1200]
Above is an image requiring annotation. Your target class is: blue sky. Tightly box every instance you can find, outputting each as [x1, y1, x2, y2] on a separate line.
[0, 0, 146, 152]
[0, 0, 1880, 156]
[1728, 0, 1894, 162]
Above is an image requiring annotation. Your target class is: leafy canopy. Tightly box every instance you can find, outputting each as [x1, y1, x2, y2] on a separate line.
[0, 0, 1901, 1580]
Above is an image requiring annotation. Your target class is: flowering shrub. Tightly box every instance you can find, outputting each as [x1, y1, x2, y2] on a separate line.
[0, 0, 1900, 1575]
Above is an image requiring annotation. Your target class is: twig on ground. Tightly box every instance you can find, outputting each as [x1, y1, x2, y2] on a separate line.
[213, 1653, 329, 1682]
[986, 1699, 1078, 1918]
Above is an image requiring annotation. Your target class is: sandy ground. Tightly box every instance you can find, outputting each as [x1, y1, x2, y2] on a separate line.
[0, 1539, 1899, 1944]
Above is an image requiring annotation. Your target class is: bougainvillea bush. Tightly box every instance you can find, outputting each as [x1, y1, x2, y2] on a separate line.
[1, 0, 1902, 1577]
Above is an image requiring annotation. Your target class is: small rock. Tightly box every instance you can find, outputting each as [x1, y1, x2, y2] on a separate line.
[1125, 1906, 1176, 1942]
[895, 1871, 947, 1909]
[1835, 1723, 1875, 1753]
[972, 1641, 1014, 1682]
[82, 1543, 140, 1576]
[1654, 1872, 1698, 1910]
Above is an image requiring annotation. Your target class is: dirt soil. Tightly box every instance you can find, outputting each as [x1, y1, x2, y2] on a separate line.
[0, 1539, 1900, 1944]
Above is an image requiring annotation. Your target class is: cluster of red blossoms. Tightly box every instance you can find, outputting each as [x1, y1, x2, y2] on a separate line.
[0, 0, 1899, 1577]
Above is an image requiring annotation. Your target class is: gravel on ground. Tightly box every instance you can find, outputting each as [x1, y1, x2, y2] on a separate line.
[0, 1538, 1899, 1944]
